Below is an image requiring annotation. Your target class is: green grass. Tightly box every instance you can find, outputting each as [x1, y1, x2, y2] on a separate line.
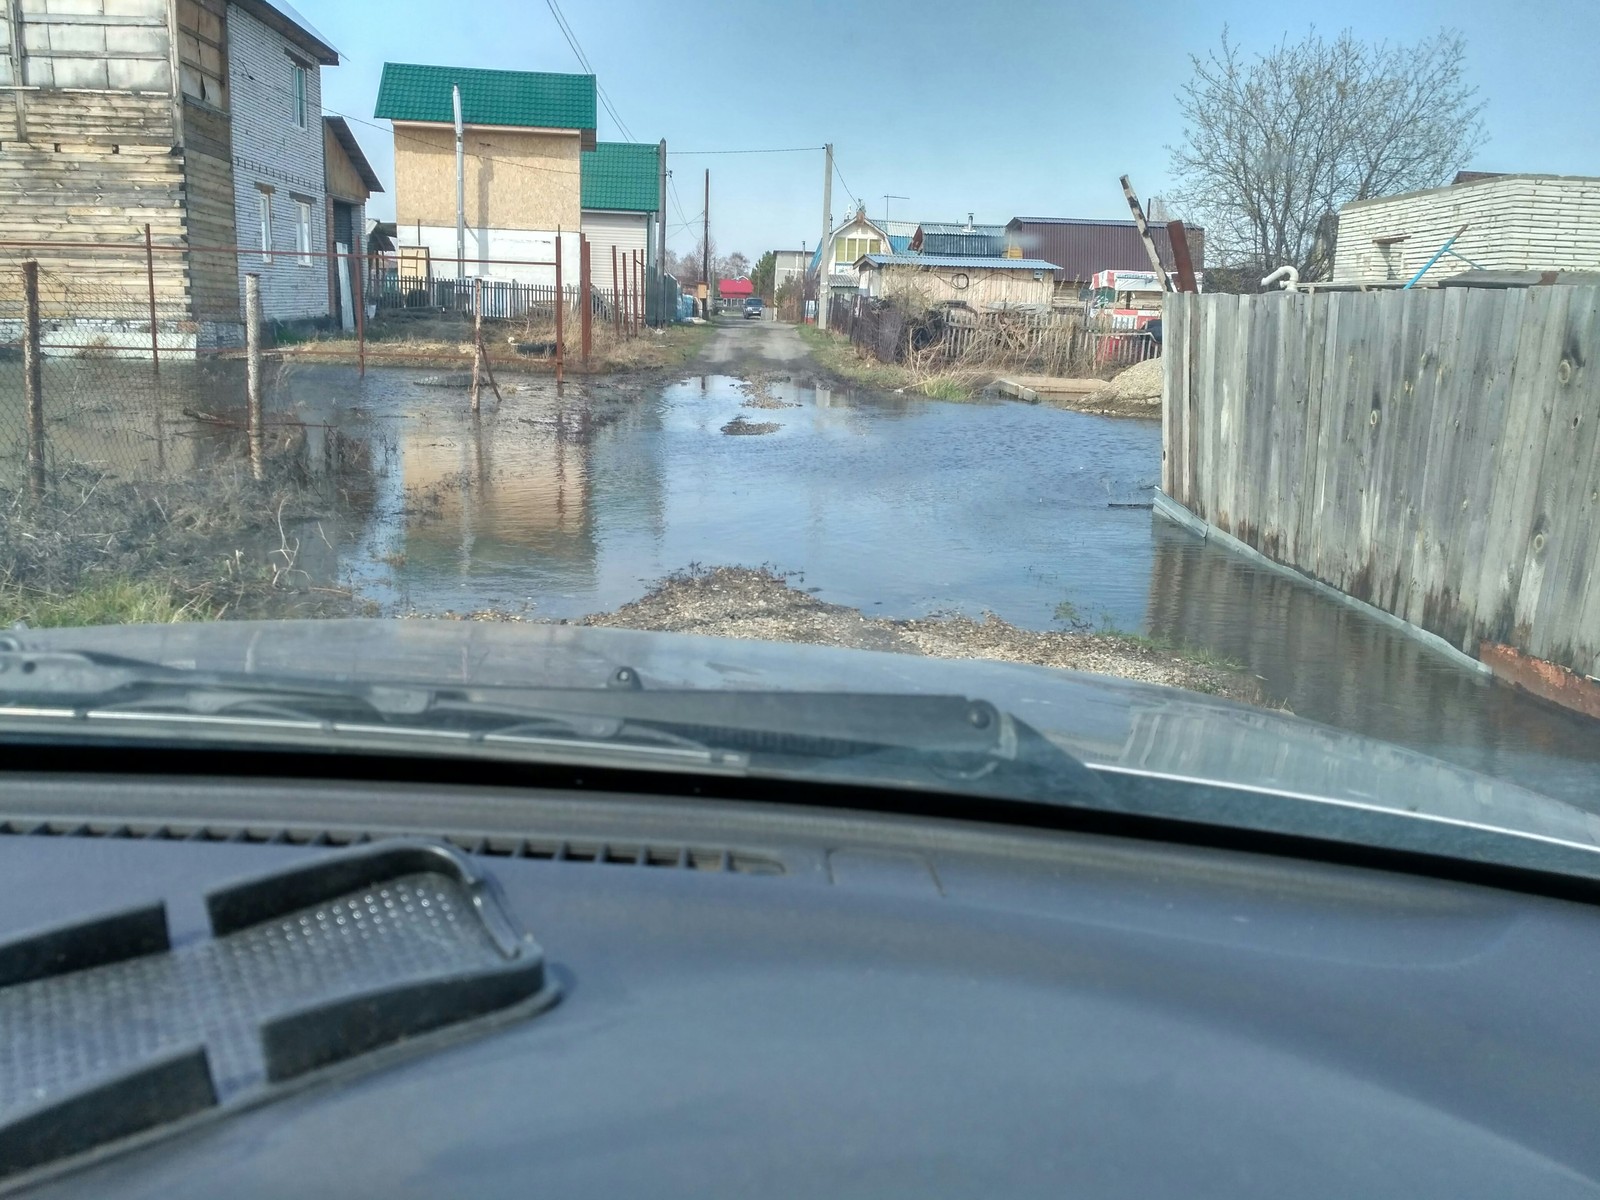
[796, 324, 982, 400]
[0, 578, 206, 628]
[1113, 631, 1248, 673]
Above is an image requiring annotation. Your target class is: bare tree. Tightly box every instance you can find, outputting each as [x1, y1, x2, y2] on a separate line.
[1170, 27, 1487, 281]
[716, 251, 751, 281]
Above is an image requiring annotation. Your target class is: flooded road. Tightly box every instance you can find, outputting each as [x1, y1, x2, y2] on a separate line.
[266, 351, 1600, 807]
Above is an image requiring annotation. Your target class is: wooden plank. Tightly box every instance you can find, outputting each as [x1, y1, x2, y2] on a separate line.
[1161, 293, 1178, 495]
[1521, 286, 1600, 664]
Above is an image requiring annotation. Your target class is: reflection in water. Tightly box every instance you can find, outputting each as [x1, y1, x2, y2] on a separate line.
[1144, 522, 1600, 798]
[330, 366, 1598, 803]
[7, 357, 1595, 804]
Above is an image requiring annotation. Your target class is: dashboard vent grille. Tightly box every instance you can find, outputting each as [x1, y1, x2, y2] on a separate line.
[0, 819, 786, 876]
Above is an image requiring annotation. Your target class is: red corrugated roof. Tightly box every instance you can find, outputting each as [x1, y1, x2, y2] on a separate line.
[719, 278, 754, 297]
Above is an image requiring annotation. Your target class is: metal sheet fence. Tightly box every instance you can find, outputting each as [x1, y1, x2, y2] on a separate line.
[1163, 286, 1600, 684]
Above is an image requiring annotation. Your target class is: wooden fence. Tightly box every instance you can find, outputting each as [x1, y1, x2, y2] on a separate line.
[1162, 285, 1600, 696]
[831, 294, 1157, 373]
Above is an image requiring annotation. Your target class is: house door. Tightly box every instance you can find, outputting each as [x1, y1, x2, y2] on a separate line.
[331, 202, 356, 324]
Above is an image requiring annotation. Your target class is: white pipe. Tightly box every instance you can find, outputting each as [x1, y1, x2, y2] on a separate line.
[1260, 264, 1300, 292]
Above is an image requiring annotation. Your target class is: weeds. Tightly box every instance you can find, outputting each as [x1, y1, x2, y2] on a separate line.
[796, 325, 986, 400]
[0, 578, 205, 627]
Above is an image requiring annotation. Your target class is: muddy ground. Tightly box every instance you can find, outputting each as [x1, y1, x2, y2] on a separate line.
[441, 566, 1262, 703]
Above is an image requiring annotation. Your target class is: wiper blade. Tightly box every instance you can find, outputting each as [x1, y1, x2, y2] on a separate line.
[0, 650, 1106, 804]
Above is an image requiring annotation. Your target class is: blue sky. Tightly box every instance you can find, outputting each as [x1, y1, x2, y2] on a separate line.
[317, 0, 1600, 261]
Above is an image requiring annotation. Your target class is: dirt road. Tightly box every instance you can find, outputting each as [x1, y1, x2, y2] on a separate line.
[692, 316, 812, 374]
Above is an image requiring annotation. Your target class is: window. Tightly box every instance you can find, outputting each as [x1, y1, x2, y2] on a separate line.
[296, 200, 313, 265]
[258, 191, 272, 261]
[292, 64, 306, 128]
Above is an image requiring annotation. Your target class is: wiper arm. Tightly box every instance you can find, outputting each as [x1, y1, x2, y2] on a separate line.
[0, 649, 1107, 804]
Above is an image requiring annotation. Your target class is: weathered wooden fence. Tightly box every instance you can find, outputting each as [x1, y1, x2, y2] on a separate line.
[1163, 285, 1600, 708]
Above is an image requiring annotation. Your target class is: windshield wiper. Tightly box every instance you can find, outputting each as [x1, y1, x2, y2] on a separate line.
[0, 650, 1107, 805]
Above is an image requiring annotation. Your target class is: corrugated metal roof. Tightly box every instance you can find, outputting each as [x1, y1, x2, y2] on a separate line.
[1004, 218, 1205, 282]
[375, 63, 596, 132]
[916, 222, 1006, 237]
[887, 234, 913, 254]
[858, 254, 1061, 271]
[581, 142, 659, 212]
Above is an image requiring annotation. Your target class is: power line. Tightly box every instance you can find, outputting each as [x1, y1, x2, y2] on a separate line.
[833, 159, 859, 211]
[542, 0, 636, 142]
[325, 108, 581, 181]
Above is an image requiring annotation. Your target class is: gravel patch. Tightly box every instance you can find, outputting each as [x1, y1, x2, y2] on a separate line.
[579, 567, 1265, 702]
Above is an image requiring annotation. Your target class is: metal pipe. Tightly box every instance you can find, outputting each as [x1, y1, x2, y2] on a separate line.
[453, 84, 465, 279]
[1260, 265, 1300, 292]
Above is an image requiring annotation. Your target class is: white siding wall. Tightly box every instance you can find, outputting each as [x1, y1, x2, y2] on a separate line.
[580, 211, 649, 292]
[1334, 175, 1600, 284]
[402, 226, 582, 287]
[228, 4, 328, 323]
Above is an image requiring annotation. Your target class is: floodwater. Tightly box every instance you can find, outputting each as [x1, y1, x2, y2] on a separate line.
[14, 357, 1600, 806]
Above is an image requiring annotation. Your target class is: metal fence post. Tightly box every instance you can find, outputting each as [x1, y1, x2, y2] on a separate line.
[245, 273, 263, 481]
[144, 222, 160, 373]
[619, 258, 629, 341]
[633, 250, 642, 333]
[554, 231, 565, 386]
[21, 260, 44, 500]
[471, 276, 483, 414]
[580, 235, 592, 366]
[611, 245, 621, 337]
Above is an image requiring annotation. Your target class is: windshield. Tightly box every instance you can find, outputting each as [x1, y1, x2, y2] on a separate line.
[1, 6, 1597, 852]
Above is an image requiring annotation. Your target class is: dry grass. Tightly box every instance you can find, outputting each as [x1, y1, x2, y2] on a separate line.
[797, 325, 989, 400]
[275, 311, 712, 376]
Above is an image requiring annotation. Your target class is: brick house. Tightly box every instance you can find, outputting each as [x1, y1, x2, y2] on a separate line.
[225, 0, 338, 324]
[0, 0, 346, 346]
[375, 62, 596, 285]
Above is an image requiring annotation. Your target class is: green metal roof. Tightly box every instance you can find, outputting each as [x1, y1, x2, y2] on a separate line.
[581, 142, 660, 212]
[375, 62, 595, 132]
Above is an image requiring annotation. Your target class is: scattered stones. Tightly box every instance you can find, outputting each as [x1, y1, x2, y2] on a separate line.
[580, 566, 1264, 702]
[721, 416, 781, 436]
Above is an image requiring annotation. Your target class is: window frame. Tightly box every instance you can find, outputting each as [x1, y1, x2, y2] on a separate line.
[295, 200, 313, 266]
[258, 190, 272, 262]
[292, 64, 306, 129]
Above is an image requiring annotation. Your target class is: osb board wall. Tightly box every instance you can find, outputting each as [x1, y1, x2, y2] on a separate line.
[1163, 286, 1600, 681]
[324, 122, 370, 203]
[392, 124, 581, 233]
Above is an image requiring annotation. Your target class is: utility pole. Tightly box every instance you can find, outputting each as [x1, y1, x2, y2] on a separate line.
[819, 142, 833, 329]
[453, 84, 466, 277]
[702, 168, 710, 315]
[657, 140, 668, 325]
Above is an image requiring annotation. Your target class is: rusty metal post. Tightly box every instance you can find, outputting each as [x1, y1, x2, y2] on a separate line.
[350, 247, 366, 377]
[144, 222, 160, 373]
[553, 230, 564, 385]
[619, 258, 630, 340]
[245, 273, 264, 480]
[580, 235, 592, 366]
[611, 244, 621, 336]
[470, 276, 483, 414]
[634, 250, 643, 332]
[21, 260, 44, 500]
[1166, 220, 1199, 293]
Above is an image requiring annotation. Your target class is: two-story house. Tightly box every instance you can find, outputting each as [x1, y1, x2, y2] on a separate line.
[374, 62, 597, 285]
[580, 141, 661, 297]
[0, 0, 352, 345]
